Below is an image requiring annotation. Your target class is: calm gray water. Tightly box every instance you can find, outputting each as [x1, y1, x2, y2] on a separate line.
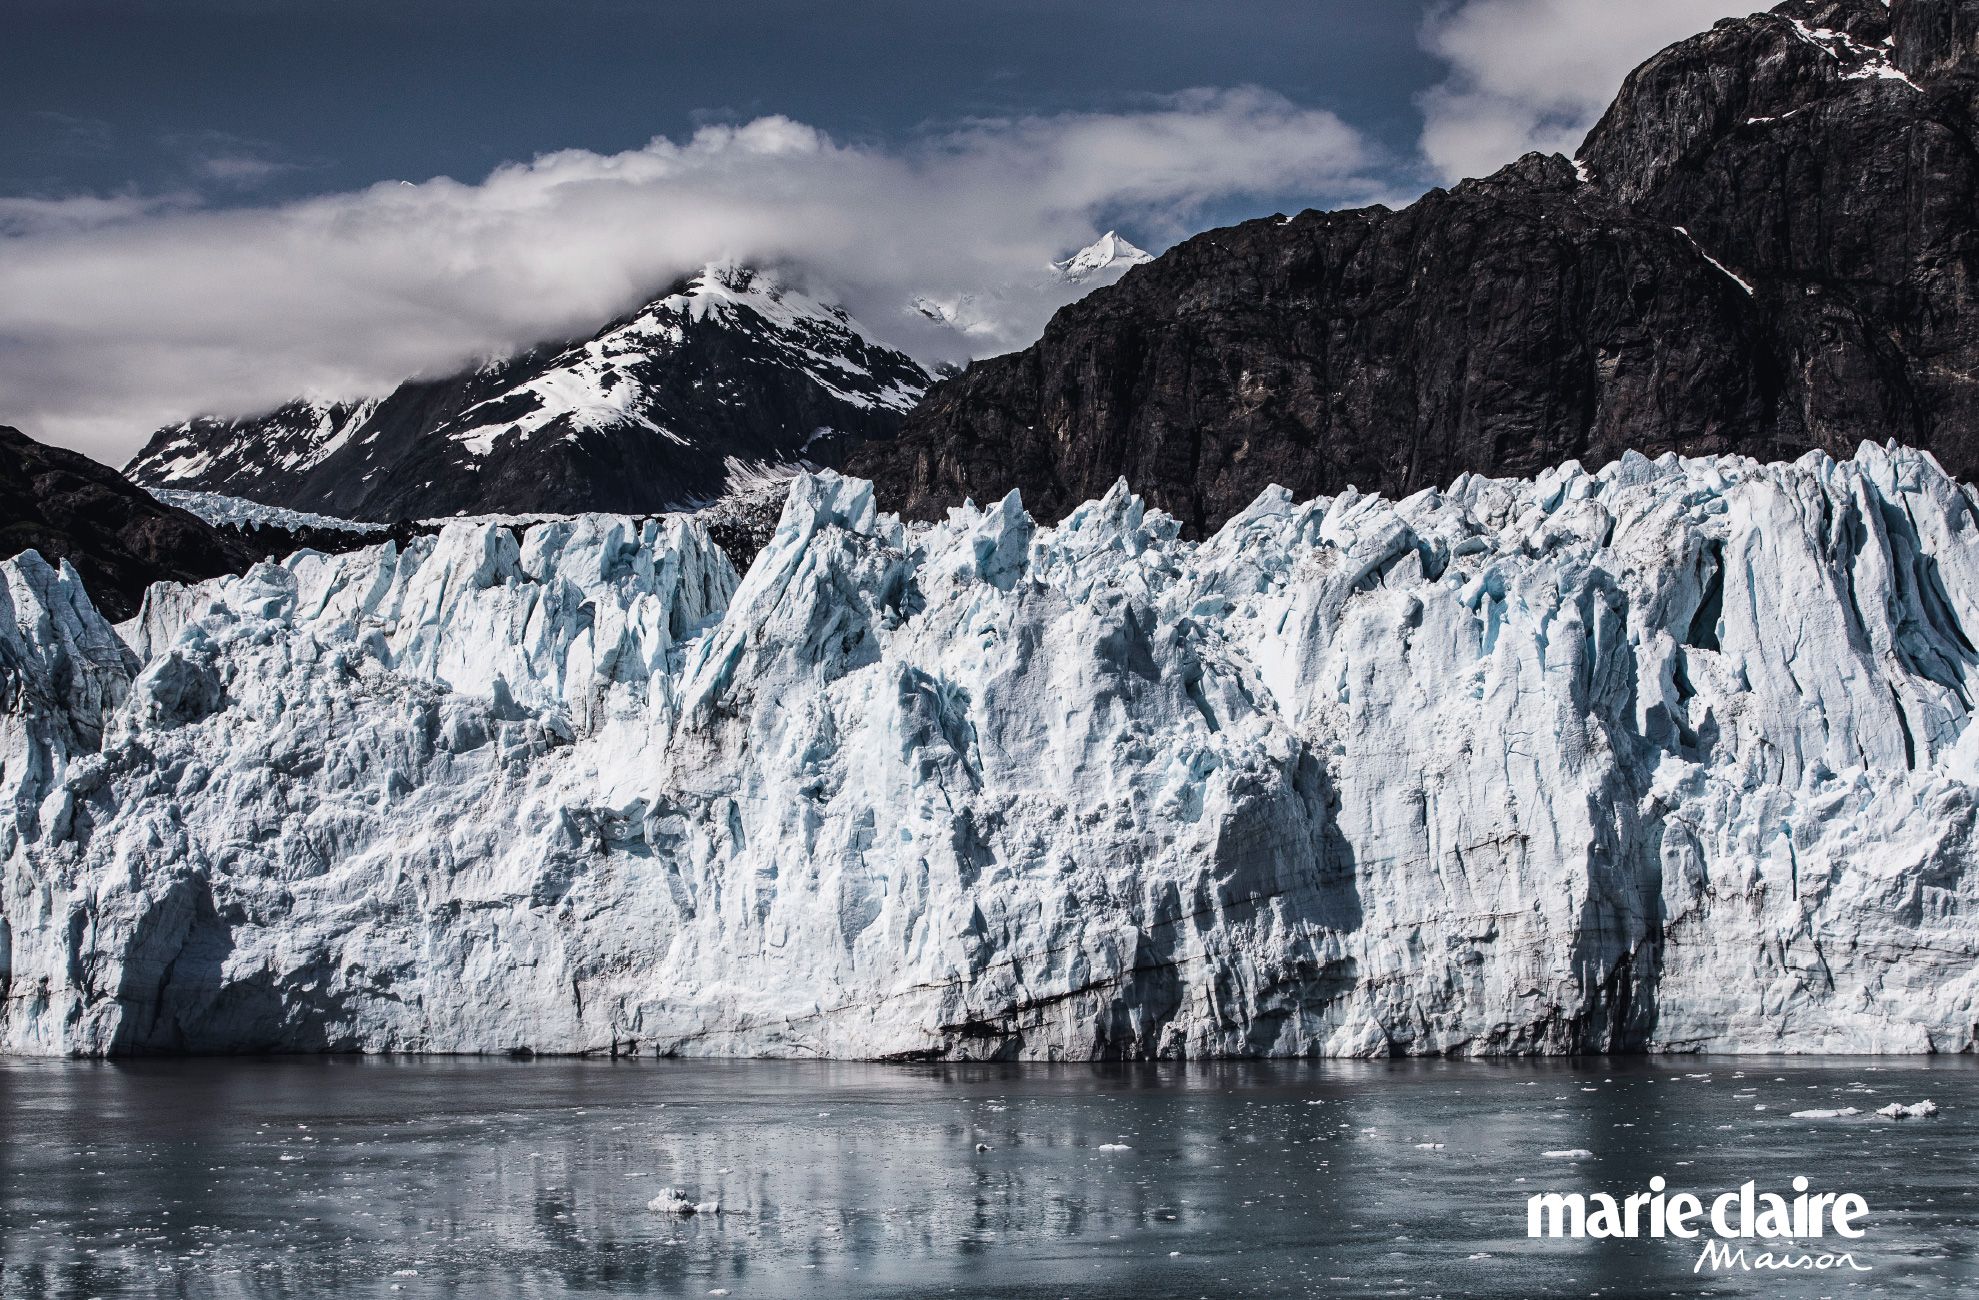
[1, 1056, 1974, 1298]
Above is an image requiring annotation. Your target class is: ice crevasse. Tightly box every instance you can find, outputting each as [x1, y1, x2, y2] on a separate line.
[4, 442, 1979, 1058]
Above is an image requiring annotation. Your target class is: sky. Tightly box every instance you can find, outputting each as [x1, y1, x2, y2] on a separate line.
[1, 0, 1769, 464]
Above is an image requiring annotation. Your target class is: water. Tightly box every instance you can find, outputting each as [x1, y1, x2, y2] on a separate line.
[2, 1056, 1974, 1298]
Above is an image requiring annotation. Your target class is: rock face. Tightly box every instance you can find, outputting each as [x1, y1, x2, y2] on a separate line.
[5, 444, 1977, 1057]
[125, 263, 931, 522]
[852, 0, 1979, 535]
[0, 425, 262, 622]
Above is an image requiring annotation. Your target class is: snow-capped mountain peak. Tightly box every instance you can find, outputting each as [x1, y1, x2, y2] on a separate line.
[1049, 231, 1152, 284]
[126, 261, 932, 522]
[905, 232, 1155, 353]
[439, 261, 924, 459]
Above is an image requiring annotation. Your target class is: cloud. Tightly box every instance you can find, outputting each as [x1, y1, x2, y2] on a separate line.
[164, 131, 317, 190]
[25, 111, 115, 157]
[1417, 0, 1770, 183]
[0, 191, 197, 236]
[0, 88, 1382, 463]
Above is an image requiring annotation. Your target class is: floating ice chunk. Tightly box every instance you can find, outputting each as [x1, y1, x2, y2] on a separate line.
[1874, 1100, 1938, 1119]
[1542, 1149, 1593, 1159]
[1789, 1107, 1862, 1119]
[975, 1143, 992, 1153]
[1097, 1143, 1134, 1151]
[647, 1188, 704, 1215]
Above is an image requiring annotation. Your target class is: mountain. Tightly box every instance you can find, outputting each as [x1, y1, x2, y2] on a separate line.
[908, 231, 1154, 349]
[125, 263, 933, 522]
[0, 424, 262, 621]
[1048, 231, 1152, 285]
[851, 0, 1979, 534]
[5, 447, 1978, 1056]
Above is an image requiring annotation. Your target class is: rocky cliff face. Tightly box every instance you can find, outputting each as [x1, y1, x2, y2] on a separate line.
[126, 264, 931, 522]
[5, 446, 1976, 1057]
[851, 0, 1979, 535]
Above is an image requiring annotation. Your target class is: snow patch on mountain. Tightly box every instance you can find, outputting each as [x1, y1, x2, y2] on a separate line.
[437, 263, 922, 462]
[123, 263, 933, 523]
[1786, 16, 1921, 89]
[135, 399, 379, 489]
[6, 443, 1979, 1057]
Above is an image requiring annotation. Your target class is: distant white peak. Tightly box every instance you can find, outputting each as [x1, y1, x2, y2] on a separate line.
[1050, 232, 1153, 284]
[907, 292, 1003, 342]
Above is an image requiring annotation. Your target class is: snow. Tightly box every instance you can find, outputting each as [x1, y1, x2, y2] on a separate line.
[285, 399, 380, 472]
[1786, 17, 1922, 89]
[1673, 227, 1756, 295]
[909, 232, 1153, 352]
[408, 261, 925, 463]
[7, 443, 1979, 1057]
[1050, 232, 1153, 285]
[131, 399, 381, 489]
[453, 367, 690, 457]
[644, 262, 924, 414]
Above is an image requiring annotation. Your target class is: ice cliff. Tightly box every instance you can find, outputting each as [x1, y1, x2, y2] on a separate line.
[5, 444, 1979, 1058]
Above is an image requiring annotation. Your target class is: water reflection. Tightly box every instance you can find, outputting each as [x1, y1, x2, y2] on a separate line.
[1, 1056, 1975, 1297]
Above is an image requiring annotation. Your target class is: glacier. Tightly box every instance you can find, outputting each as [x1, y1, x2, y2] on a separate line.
[4, 443, 1979, 1058]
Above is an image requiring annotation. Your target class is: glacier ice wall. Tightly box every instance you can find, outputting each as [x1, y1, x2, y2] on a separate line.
[4, 446, 1979, 1057]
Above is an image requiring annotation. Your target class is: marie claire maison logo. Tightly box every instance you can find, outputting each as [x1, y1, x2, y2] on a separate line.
[1528, 1176, 1873, 1274]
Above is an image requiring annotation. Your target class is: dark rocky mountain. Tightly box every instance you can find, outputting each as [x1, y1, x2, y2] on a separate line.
[127, 263, 932, 522]
[2, 425, 261, 620]
[850, 0, 1979, 534]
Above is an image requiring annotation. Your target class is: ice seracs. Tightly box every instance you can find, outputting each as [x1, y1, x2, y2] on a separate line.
[5, 443, 1979, 1058]
[150, 489, 382, 535]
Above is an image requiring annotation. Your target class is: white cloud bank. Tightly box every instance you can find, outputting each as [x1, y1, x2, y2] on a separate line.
[0, 89, 1380, 462]
[1417, 0, 1770, 183]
